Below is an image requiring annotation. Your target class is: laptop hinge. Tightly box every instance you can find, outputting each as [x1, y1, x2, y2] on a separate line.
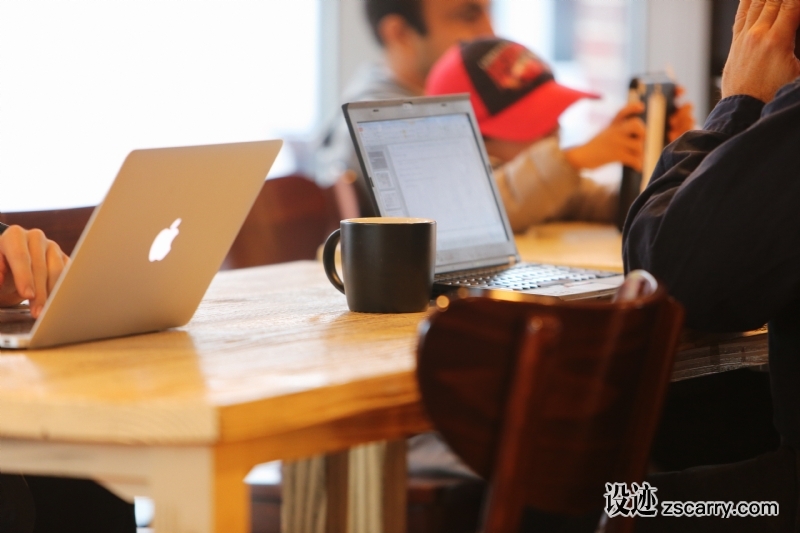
[508, 255, 517, 266]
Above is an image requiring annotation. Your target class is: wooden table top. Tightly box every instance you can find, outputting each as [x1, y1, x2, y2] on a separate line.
[0, 223, 768, 451]
[515, 222, 623, 273]
[516, 223, 768, 380]
[0, 261, 426, 447]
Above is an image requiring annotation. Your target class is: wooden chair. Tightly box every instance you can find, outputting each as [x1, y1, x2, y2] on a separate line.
[222, 174, 356, 269]
[0, 206, 95, 256]
[416, 273, 684, 533]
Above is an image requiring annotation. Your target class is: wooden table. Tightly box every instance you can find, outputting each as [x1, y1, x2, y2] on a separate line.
[516, 223, 769, 380]
[0, 262, 429, 533]
[0, 223, 769, 533]
[516, 222, 625, 273]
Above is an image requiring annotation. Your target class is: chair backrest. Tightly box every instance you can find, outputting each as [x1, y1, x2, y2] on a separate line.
[416, 277, 684, 533]
[0, 206, 95, 256]
[222, 174, 348, 269]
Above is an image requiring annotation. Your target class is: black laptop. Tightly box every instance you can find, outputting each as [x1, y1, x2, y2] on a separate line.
[343, 95, 623, 300]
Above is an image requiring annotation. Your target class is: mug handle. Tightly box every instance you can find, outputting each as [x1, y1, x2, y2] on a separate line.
[322, 229, 345, 294]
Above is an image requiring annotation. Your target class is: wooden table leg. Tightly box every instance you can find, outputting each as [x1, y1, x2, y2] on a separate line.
[0, 437, 408, 533]
[348, 443, 383, 533]
[382, 439, 407, 533]
[326, 450, 350, 533]
[282, 456, 327, 533]
[149, 447, 215, 533]
[282, 440, 408, 533]
[213, 444, 256, 533]
[0, 439, 221, 533]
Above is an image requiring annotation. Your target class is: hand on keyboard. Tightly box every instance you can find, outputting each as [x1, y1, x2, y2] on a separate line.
[0, 225, 69, 318]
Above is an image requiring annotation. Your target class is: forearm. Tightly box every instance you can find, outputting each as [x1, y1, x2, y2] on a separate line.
[494, 135, 582, 232]
[624, 85, 800, 331]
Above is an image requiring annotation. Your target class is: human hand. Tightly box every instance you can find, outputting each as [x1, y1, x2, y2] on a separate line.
[668, 86, 695, 142]
[0, 225, 69, 317]
[721, 0, 800, 102]
[564, 102, 646, 171]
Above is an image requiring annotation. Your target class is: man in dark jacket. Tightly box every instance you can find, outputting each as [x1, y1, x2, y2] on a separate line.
[624, 0, 800, 531]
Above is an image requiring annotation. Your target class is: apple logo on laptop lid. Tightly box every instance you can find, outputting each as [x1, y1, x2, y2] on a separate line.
[149, 218, 181, 262]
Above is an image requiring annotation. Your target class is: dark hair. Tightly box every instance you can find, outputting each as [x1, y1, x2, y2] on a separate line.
[366, 0, 427, 45]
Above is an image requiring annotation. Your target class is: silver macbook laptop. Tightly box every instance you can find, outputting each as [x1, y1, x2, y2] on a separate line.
[343, 95, 623, 300]
[0, 140, 282, 349]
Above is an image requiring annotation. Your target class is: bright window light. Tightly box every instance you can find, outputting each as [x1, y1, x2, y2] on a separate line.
[493, 0, 631, 184]
[0, 0, 319, 212]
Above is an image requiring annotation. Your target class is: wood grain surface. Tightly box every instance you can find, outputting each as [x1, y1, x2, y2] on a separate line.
[0, 261, 427, 446]
[0, 223, 769, 450]
[673, 327, 768, 381]
[517, 223, 769, 380]
[515, 222, 624, 273]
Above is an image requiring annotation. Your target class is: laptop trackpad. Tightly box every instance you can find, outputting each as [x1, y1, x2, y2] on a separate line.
[525, 275, 625, 299]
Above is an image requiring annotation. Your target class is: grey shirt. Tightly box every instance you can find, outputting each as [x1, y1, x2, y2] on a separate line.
[493, 134, 618, 231]
[315, 62, 419, 189]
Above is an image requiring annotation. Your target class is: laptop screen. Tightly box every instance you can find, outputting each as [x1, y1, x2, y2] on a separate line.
[348, 97, 518, 271]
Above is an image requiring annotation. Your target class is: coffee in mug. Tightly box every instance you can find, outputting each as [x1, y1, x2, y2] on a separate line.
[322, 217, 436, 313]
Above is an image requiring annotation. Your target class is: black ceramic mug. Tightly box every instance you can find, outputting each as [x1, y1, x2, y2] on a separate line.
[322, 218, 436, 313]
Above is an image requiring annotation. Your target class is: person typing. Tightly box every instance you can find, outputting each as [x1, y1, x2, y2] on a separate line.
[0, 221, 136, 533]
[0, 222, 68, 318]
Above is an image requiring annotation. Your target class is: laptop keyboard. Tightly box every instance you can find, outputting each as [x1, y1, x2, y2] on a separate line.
[0, 321, 34, 334]
[0, 308, 35, 335]
[435, 263, 617, 291]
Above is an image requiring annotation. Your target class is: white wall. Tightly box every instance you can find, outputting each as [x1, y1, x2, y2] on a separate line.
[324, 0, 714, 129]
[339, 0, 384, 98]
[631, 0, 712, 121]
[1, 1, 321, 212]
[318, 0, 383, 130]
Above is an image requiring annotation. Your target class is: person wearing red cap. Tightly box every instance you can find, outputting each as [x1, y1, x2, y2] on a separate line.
[426, 37, 694, 231]
[315, 0, 495, 215]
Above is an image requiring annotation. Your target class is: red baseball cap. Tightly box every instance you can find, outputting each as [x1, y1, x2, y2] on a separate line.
[425, 38, 600, 142]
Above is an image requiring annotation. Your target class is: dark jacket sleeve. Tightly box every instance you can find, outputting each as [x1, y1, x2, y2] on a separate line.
[0, 222, 7, 234]
[623, 79, 800, 332]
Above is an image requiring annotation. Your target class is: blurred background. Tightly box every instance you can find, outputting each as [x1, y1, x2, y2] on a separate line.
[1, 0, 737, 212]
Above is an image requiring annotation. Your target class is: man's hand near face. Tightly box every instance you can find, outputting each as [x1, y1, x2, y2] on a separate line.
[0, 225, 69, 318]
[722, 0, 800, 102]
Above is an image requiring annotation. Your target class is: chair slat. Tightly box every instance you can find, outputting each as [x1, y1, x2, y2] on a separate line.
[222, 174, 343, 269]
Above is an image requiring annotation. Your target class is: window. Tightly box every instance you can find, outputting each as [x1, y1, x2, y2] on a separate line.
[0, 0, 320, 211]
[493, 0, 632, 183]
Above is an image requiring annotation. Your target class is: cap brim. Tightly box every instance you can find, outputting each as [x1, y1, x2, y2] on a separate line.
[479, 81, 600, 142]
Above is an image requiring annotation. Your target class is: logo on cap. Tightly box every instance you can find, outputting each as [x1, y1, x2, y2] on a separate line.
[479, 42, 548, 91]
